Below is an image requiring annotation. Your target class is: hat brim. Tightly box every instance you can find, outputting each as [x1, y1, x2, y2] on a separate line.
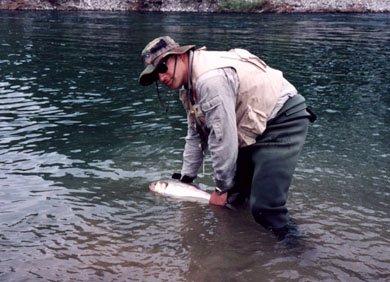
[139, 45, 195, 86]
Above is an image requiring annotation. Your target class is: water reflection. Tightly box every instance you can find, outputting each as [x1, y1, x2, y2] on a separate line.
[0, 11, 389, 281]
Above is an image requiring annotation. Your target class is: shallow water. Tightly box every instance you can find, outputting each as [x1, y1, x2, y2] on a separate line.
[0, 11, 389, 281]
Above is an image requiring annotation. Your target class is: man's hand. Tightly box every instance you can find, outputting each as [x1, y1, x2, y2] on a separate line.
[172, 173, 194, 183]
[209, 191, 228, 206]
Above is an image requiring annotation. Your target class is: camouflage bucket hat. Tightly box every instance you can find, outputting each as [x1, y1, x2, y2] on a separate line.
[138, 36, 195, 86]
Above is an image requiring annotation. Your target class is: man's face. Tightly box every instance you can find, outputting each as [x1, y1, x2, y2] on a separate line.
[157, 55, 187, 90]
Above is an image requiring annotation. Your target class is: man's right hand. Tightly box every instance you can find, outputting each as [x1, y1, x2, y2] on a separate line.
[209, 191, 228, 206]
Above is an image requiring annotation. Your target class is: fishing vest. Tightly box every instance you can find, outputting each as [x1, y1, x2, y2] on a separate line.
[181, 48, 284, 148]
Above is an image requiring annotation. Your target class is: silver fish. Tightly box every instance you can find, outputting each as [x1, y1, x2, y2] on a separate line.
[149, 179, 211, 203]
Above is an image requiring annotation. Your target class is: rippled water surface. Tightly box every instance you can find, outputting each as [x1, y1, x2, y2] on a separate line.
[0, 11, 389, 281]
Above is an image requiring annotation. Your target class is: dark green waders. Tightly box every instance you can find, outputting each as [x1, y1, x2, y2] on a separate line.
[228, 94, 316, 241]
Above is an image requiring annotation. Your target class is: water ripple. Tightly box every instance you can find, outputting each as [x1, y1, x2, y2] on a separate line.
[0, 11, 389, 282]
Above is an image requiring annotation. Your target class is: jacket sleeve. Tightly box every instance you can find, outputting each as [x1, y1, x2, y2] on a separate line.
[196, 68, 239, 191]
[181, 125, 204, 178]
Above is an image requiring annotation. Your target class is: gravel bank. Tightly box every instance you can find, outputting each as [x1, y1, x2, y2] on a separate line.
[265, 0, 390, 13]
[0, 0, 389, 12]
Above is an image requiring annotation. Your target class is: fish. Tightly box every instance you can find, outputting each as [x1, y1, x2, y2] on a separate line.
[149, 179, 211, 203]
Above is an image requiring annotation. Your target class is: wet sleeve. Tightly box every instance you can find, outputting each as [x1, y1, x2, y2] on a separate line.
[196, 69, 238, 191]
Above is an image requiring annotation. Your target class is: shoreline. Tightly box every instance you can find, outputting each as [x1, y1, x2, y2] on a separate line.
[0, 0, 389, 13]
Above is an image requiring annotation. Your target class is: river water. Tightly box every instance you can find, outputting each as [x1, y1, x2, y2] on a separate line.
[0, 11, 389, 281]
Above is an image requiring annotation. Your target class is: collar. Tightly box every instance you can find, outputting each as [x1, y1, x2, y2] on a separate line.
[187, 50, 194, 92]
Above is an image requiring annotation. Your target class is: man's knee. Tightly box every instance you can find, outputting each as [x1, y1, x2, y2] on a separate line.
[250, 199, 289, 230]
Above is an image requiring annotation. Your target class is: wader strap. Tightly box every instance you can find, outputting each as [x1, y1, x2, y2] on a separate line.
[269, 94, 317, 125]
[306, 107, 317, 123]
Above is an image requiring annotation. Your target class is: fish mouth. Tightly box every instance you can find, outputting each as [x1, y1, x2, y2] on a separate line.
[149, 181, 157, 192]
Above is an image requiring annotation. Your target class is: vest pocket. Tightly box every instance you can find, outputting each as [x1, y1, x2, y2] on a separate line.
[201, 95, 223, 142]
[201, 94, 222, 112]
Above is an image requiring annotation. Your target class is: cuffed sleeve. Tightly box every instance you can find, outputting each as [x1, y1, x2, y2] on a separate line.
[181, 125, 204, 178]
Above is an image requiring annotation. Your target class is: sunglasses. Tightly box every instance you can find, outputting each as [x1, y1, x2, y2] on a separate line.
[156, 60, 168, 74]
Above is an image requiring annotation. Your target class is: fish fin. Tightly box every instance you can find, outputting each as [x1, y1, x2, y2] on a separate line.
[224, 203, 237, 211]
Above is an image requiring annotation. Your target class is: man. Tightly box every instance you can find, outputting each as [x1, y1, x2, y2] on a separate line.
[138, 36, 315, 241]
